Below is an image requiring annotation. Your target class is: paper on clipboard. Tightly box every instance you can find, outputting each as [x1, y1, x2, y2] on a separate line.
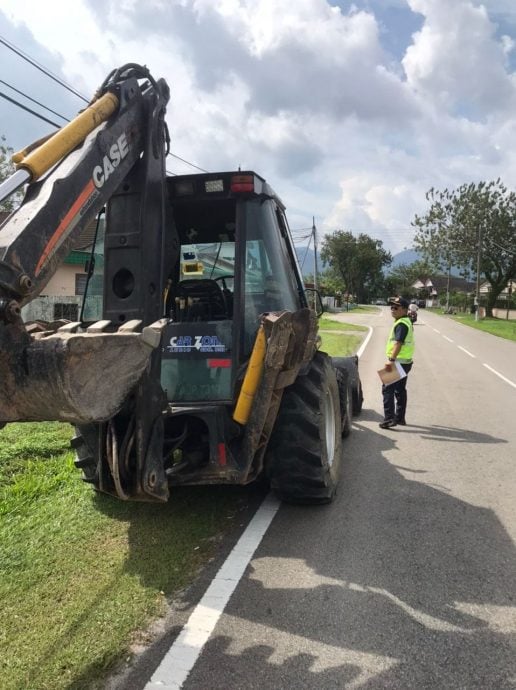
[377, 361, 407, 386]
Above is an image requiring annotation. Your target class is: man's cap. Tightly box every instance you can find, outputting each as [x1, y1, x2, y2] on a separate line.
[388, 296, 409, 308]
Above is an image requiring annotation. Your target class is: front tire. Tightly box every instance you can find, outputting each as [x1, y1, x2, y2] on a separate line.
[266, 352, 342, 504]
[71, 425, 101, 489]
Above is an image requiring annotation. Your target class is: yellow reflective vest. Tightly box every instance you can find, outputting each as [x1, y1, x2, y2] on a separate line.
[385, 316, 414, 363]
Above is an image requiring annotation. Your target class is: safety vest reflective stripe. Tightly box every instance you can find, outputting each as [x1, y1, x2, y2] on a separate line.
[386, 316, 414, 362]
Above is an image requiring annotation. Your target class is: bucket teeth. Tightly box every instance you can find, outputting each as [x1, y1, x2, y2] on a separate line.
[0, 319, 166, 424]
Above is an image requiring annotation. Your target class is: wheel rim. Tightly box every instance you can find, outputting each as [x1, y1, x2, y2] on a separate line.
[323, 388, 336, 466]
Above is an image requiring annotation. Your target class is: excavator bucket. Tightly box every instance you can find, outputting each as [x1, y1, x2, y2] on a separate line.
[0, 318, 165, 425]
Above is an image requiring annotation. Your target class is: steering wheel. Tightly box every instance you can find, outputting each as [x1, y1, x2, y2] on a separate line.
[214, 275, 234, 291]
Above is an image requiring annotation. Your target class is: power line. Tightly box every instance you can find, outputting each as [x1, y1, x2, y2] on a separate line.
[300, 233, 313, 270]
[0, 90, 61, 128]
[0, 78, 70, 123]
[0, 35, 89, 103]
[0, 37, 211, 176]
[486, 237, 516, 255]
[167, 151, 209, 173]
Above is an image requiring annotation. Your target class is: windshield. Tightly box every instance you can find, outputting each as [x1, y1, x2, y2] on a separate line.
[180, 241, 235, 288]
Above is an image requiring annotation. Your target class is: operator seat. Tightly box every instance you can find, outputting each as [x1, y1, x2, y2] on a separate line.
[177, 279, 229, 321]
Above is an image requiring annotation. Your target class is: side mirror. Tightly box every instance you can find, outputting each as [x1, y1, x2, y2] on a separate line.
[304, 288, 324, 317]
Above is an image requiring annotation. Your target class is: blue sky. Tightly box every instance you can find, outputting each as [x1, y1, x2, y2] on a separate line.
[1, 0, 516, 255]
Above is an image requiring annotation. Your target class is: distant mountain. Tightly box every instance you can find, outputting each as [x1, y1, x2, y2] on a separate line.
[390, 248, 421, 269]
[294, 246, 326, 277]
[389, 248, 465, 277]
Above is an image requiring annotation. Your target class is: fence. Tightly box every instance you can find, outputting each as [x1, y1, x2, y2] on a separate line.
[21, 296, 82, 323]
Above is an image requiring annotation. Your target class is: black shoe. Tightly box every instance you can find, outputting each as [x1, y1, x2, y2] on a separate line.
[379, 419, 397, 429]
[395, 419, 406, 426]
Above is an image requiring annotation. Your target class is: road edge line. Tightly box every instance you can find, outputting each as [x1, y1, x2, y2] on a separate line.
[145, 494, 281, 690]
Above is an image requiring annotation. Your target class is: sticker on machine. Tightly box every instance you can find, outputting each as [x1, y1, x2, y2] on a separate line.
[167, 334, 227, 354]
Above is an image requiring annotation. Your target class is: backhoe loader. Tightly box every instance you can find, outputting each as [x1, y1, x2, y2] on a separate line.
[0, 63, 363, 504]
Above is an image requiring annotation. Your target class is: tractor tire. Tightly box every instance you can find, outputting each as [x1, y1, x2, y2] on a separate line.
[266, 351, 342, 504]
[352, 377, 364, 416]
[71, 425, 101, 489]
[336, 368, 352, 438]
[332, 356, 363, 416]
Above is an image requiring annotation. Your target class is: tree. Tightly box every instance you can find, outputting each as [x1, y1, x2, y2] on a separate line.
[384, 259, 434, 297]
[412, 181, 516, 317]
[320, 231, 392, 304]
[0, 135, 24, 212]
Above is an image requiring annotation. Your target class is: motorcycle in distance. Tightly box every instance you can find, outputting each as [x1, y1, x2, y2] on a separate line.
[408, 302, 418, 324]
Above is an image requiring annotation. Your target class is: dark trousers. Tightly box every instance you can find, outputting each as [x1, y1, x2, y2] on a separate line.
[382, 362, 413, 422]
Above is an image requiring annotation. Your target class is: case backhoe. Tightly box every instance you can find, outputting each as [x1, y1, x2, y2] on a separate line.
[0, 64, 363, 504]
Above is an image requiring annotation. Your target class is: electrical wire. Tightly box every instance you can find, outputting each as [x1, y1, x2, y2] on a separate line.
[0, 36, 217, 177]
[299, 234, 313, 270]
[167, 151, 209, 173]
[0, 90, 61, 128]
[0, 78, 70, 123]
[485, 237, 516, 255]
[0, 35, 89, 103]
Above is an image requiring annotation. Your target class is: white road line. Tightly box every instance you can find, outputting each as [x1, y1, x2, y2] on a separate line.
[357, 326, 373, 359]
[483, 363, 516, 389]
[458, 346, 476, 358]
[433, 328, 440, 334]
[145, 494, 281, 690]
[443, 335, 454, 343]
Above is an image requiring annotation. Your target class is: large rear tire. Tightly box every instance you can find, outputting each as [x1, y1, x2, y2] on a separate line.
[266, 351, 342, 504]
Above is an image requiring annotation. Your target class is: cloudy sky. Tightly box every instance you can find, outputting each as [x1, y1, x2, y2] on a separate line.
[1, 0, 516, 255]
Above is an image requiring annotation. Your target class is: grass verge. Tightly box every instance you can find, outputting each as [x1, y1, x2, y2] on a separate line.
[318, 318, 366, 356]
[319, 332, 363, 356]
[0, 423, 250, 690]
[448, 313, 516, 342]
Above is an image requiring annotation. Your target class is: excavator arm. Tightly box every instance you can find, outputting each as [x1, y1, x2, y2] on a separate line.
[0, 64, 175, 425]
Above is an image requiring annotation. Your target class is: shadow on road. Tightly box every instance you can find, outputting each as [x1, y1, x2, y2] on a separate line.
[179, 421, 516, 689]
[97, 415, 515, 690]
[352, 407, 508, 445]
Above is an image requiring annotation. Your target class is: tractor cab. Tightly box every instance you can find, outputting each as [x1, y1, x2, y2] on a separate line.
[159, 171, 307, 404]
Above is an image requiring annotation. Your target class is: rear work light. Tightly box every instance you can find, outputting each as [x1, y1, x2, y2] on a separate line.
[205, 179, 224, 193]
[230, 174, 254, 193]
[174, 180, 195, 196]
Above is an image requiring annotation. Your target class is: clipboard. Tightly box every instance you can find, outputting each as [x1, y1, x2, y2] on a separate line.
[378, 361, 407, 386]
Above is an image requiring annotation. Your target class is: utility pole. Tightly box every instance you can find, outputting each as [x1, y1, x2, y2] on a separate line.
[475, 224, 482, 322]
[312, 217, 318, 294]
[446, 265, 451, 312]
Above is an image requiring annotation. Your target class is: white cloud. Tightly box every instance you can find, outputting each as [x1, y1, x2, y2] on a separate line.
[403, 0, 516, 116]
[1, 0, 516, 255]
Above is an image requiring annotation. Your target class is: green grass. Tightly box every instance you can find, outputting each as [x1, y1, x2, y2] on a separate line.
[448, 313, 516, 342]
[318, 317, 367, 356]
[319, 317, 368, 333]
[0, 423, 248, 690]
[319, 332, 363, 356]
[350, 305, 378, 313]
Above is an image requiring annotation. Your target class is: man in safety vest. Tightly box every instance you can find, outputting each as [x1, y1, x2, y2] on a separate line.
[379, 296, 415, 429]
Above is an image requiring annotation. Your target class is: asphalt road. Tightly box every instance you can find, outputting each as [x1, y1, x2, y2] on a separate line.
[133, 308, 516, 689]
